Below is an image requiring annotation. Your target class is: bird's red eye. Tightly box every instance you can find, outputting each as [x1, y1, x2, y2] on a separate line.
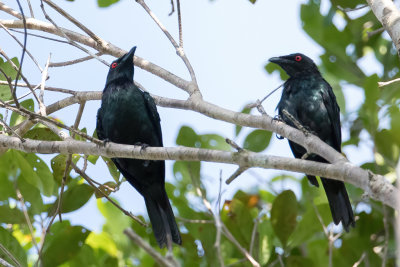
[295, 55, 302, 62]
[111, 62, 118, 69]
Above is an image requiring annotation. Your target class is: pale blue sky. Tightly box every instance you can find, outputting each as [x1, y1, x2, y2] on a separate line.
[1, 0, 371, 231]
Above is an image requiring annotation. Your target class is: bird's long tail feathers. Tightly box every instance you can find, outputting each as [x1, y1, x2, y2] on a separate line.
[144, 189, 181, 248]
[321, 178, 355, 231]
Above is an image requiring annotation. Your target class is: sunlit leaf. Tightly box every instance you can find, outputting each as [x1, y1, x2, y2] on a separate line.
[0, 226, 27, 267]
[243, 129, 272, 152]
[270, 190, 298, 247]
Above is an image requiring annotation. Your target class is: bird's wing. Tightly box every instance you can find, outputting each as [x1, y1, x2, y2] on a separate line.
[142, 91, 163, 145]
[321, 81, 342, 151]
[96, 108, 105, 141]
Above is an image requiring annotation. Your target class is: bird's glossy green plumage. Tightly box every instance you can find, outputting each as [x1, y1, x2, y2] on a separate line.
[96, 47, 181, 247]
[271, 53, 355, 231]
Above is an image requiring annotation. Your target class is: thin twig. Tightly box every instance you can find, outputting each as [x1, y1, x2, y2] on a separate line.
[13, 0, 28, 103]
[15, 189, 39, 253]
[26, 0, 34, 17]
[168, 0, 174, 16]
[282, 109, 310, 136]
[226, 166, 249, 185]
[135, 0, 198, 84]
[49, 52, 103, 67]
[0, 53, 20, 108]
[177, 217, 213, 224]
[124, 228, 179, 267]
[221, 224, 260, 267]
[0, 99, 101, 144]
[214, 171, 224, 267]
[0, 116, 24, 141]
[9, 28, 70, 44]
[0, 243, 22, 267]
[0, 257, 15, 267]
[0, 22, 43, 72]
[245, 83, 284, 109]
[43, 0, 107, 47]
[378, 77, 400, 87]
[0, 81, 77, 95]
[225, 138, 243, 152]
[39, 54, 51, 116]
[382, 205, 389, 267]
[367, 27, 384, 38]
[0, 48, 41, 105]
[39, 0, 109, 66]
[337, 4, 368, 12]
[176, 0, 183, 48]
[352, 252, 366, 267]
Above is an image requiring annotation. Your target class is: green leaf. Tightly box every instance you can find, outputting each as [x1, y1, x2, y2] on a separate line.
[97, 0, 120, 7]
[173, 161, 201, 191]
[85, 232, 119, 257]
[51, 154, 80, 184]
[9, 99, 34, 127]
[102, 157, 120, 183]
[97, 198, 131, 253]
[0, 57, 20, 101]
[258, 219, 273, 265]
[24, 127, 61, 141]
[176, 126, 199, 147]
[265, 62, 289, 80]
[0, 205, 25, 224]
[42, 221, 90, 267]
[270, 190, 298, 247]
[235, 105, 251, 136]
[0, 166, 15, 201]
[330, 0, 365, 9]
[289, 203, 331, 247]
[94, 181, 117, 199]
[199, 134, 231, 151]
[17, 174, 44, 215]
[58, 183, 93, 213]
[0, 226, 27, 267]
[243, 129, 272, 152]
[374, 129, 399, 165]
[87, 154, 99, 165]
[13, 150, 54, 197]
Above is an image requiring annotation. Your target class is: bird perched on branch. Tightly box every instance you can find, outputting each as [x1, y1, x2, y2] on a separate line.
[269, 53, 355, 231]
[96, 46, 181, 248]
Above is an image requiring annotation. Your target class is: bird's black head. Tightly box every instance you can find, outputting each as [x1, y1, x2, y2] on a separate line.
[105, 46, 136, 86]
[269, 53, 318, 77]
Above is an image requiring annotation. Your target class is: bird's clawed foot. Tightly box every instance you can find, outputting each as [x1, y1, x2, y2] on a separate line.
[273, 115, 283, 122]
[273, 115, 285, 139]
[102, 138, 111, 146]
[135, 142, 149, 152]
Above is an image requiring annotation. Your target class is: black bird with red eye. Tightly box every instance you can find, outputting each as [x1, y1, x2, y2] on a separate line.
[269, 53, 355, 231]
[97, 47, 182, 248]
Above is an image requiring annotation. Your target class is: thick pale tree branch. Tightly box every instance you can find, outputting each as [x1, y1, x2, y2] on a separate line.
[366, 0, 400, 58]
[0, 135, 397, 210]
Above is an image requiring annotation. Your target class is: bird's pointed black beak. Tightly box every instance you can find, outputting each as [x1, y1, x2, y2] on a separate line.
[269, 56, 291, 65]
[122, 46, 137, 63]
[269, 57, 282, 64]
